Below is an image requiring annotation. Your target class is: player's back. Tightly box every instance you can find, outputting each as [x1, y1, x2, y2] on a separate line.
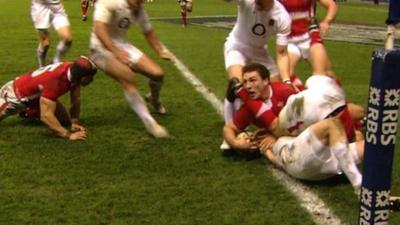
[14, 63, 71, 100]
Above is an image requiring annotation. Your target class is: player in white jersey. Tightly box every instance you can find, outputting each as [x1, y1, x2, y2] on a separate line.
[260, 117, 363, 190]
[221, 0, 294, 150]
[31, 0, 72, 67]
[278, 75, 346, 136]
[90, 0, 172, 138]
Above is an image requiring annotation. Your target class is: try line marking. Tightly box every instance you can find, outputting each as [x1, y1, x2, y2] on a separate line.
[163, 44, 345, 225]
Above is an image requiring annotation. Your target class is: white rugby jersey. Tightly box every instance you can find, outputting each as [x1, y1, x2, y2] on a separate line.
[90, 0, 152, 48]
[227, 0, 291, 48]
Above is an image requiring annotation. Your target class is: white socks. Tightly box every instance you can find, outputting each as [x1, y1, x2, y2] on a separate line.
[331, 142, 362, 188]
[223, 98, 241, 124]
[53, 41, 70, 64]
[36, 44, 48, 67]
[124, 91, 156, 127]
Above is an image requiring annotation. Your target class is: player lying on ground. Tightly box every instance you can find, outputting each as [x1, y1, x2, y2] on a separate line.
[223, 63, 363, 189]
[258, 117, 363, 190]
[0, 56, 97, 141]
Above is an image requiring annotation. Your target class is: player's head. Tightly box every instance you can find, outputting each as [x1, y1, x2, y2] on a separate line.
[242, 63, 270, 99]
[71, 56, 97, 86]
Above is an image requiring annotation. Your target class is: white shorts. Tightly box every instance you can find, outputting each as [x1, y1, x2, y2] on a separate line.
[0, 81, 25, 117]
[224, 40, 279, 77]
[31, 1, 70, 30]
[278, 75, 346, 135]
[273, 128, 341, 181]
[288, 33, 311, 60]
[90, 41, 144, 71]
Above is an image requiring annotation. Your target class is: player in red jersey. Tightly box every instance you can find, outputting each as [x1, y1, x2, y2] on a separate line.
[0, 56, 97, 140]
[81, 0, 96, 21]
[178, 0, 193, 27]
[224, 63, 362, 189]
[223, 63, 295, 150]
[279, 0, 337, 83]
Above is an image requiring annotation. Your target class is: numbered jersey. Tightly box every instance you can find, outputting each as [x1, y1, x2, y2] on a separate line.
[14, 63, 73, 101]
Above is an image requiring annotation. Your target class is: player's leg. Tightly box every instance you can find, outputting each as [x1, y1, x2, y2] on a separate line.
[311, 118, 362, 189]
[93, 51, 168, 138]
[53, 25, 72, 64]
[0, 82, 25, 122]
[31, 2, 52, 68]
[81, 0, 89, 21]
[130, 53, 166, 114]
[52, 9, 72, 64]
[287, 43, 305, 89]
[36, 30, 51, 68]
[180, 2, 188, 27]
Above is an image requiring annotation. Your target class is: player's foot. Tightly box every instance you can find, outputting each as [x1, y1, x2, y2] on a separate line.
[145, 122, 169, 138]
[82, 16, 87, 21]
[145, 93, 166, 114]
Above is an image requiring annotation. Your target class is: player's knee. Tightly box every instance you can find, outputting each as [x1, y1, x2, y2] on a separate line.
[151, 68, 165, 80]
[41, 39, 51, 49]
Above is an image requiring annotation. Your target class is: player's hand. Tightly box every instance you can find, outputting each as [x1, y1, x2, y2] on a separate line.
[71, 123, 86, 132]
[159, 49, 173, 61]
[69, 130, 87, 141]
[234, 135, 258, 151]
[114, 50, 131, 65]
[319, 21, 330, 37]
[258, 135, 275, 155]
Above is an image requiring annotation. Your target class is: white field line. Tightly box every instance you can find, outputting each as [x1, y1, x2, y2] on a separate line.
[164, 45, 345, 225]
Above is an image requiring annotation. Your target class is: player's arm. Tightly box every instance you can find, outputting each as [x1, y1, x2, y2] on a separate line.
[223, 121, 258, 151]
[318, 0, 337, 36]
[94, 21, 130, 64]
[40, 97, 87, 140]
[139, 9, 172, 60]
[275, 44, 290, 82]
[69, 85, 86, 132]
[143, 30, 172, 60]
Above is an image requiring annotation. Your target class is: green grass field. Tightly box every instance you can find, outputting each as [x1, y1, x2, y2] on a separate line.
[0, 0, 399, 224]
